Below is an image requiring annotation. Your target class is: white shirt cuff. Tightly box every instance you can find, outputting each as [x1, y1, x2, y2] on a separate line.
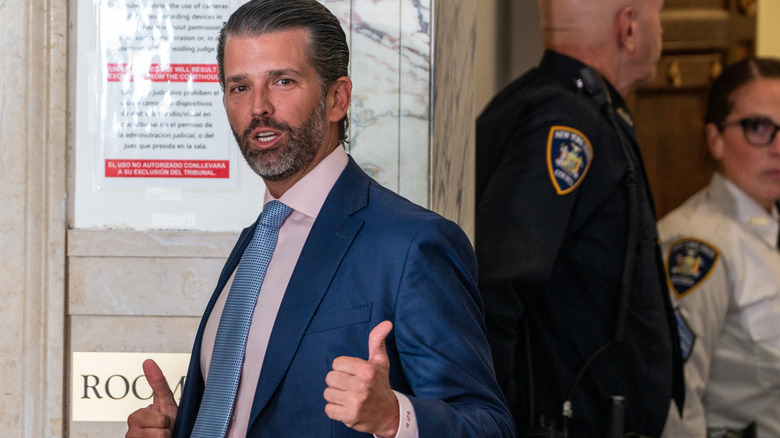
[374, 390, 418, 438]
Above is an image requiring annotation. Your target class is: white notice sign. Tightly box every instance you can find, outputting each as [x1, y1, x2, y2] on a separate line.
[97, 0, 236, 189]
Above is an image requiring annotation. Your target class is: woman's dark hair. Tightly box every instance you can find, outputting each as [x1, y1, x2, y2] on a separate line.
[216, 0, 350, 144]
[706, 57, 780, 126]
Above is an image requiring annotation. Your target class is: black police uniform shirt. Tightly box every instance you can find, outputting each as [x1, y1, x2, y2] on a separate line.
[475, 50, 684, 437]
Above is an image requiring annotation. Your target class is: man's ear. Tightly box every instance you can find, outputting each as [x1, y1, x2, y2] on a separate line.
[327, 76, 352, 123]
[617, 7, 636, 52]
[705, 122, 725, 160]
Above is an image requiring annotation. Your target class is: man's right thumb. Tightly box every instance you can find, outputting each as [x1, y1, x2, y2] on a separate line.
[142, 359, 177, 412]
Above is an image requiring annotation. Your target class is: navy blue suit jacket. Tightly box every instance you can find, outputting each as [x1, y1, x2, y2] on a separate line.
[173, 157, 514, 437]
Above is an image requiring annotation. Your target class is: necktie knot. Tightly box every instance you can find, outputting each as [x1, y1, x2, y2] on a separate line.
[260, 200, 293, 229]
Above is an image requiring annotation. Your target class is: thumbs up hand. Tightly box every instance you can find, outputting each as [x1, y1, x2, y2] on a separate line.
[324, 321, 400, 438]
[126, 359, 179, 438]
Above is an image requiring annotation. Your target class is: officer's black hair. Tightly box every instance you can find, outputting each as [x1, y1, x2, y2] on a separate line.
[706, 57, 780, 127]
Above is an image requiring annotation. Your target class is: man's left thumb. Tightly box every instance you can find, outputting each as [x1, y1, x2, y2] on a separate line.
[367, 320, 393, 366]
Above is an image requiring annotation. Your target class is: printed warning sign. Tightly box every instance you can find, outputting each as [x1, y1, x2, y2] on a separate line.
[97, 0, 236, 188]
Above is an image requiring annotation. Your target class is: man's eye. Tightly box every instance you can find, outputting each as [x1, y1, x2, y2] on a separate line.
[278, 78, 293, 86]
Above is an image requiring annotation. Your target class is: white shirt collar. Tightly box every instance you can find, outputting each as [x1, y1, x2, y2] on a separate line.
[715, 172, 779, 248]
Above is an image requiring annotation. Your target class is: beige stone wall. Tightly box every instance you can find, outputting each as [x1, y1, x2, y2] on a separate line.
[432, 0, 477, 238]
[0, 0, 68, 436]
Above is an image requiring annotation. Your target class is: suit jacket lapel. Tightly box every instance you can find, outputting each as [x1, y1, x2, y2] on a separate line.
[247, 157, 369, 426]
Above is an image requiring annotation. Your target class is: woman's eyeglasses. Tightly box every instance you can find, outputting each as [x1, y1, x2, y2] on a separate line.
[719, 117, 780, 146]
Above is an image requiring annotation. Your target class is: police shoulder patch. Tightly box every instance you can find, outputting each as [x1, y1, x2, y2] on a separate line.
[546, 126, 593, 195]
[666, 238, 720, 298]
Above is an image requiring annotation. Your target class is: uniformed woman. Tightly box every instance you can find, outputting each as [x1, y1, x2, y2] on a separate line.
[660, 57, 780, 437]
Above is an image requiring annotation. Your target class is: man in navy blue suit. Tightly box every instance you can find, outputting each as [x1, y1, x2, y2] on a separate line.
[125, 1, 512, 437]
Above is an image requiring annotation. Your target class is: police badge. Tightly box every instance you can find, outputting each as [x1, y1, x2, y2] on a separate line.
[546, 126, 593, 195]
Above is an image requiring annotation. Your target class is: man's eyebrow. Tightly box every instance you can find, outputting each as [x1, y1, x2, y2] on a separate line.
[224, 73, 249, 84]
[224, 69, 303, 84]
[267, 68, 303, 78]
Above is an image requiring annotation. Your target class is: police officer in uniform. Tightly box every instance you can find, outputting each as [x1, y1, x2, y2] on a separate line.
[476, 0, 684, 436]
[660, 58, 780, 438]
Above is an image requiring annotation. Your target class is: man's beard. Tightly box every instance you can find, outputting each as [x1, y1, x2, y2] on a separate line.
[233, 98, 329, 181]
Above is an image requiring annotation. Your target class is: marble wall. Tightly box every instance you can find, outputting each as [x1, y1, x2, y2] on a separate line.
[334, 0, 433, 207]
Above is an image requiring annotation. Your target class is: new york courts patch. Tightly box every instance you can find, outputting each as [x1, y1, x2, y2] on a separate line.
[666, 238, 720, 298]
[546, 126, 593, 195]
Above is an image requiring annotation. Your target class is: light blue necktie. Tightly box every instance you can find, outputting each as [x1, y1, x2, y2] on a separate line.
[191, 200, 292, 438]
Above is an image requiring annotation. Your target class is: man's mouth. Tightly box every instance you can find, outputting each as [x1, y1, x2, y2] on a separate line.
[248, 128, 284, 150]
[256, 131, 278, 143]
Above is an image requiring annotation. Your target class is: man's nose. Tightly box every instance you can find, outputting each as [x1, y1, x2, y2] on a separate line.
[251, 88, 273, 118]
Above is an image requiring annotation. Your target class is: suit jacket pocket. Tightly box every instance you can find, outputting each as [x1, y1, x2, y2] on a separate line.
[305, 303, 373, 335]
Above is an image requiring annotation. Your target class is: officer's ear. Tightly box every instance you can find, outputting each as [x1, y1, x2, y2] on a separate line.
[705, 122, 725, 161]
[617, 6, 636, 53]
